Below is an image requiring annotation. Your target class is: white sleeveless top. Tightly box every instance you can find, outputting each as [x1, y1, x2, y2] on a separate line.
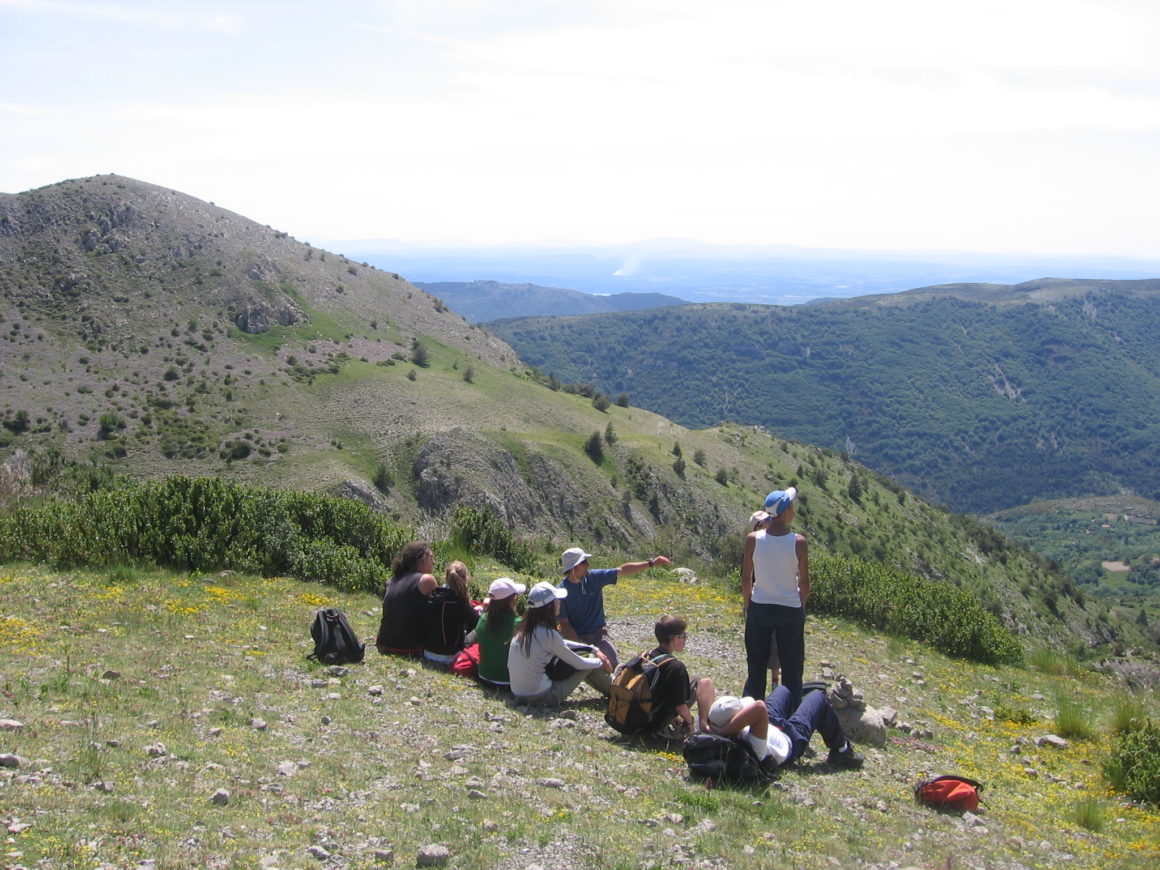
[751, 530, 802, 608]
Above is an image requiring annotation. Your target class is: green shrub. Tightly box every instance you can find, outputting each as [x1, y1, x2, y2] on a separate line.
[1029, 646, 1081, 676]
[995, 704, 1038, 726]
[1053, 694, 1095, 740]
[1108, 696, 1149, 734]
[1072, 796, 1105, 832]
[98, 412, 125, 436]
[373, 463, 393, 493]
[809, 555, 1023, 665]
[0, 476, 410, 594]
[584, 431, 603, 464]
[1102, 719, 1160, 804]
[448, 504, 535, 573]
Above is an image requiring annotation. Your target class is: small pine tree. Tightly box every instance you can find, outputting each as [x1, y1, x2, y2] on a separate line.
[604, 422, 616, 444]
[593, 394, 610, 412]
[616, 393, 630, 407]
[373, 463, 393, 493]
[585, 431, 604, 464]
[673, 456, 686, 478]
[411, 339, 428, 367]
[672, 442, 682, 458]
[693, 448, 707, 467]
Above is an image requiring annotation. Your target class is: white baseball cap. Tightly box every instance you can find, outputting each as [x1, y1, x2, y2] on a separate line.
[708, 695, 744, 729]
[528, 581, 568, 609]
[488, 577, 526, 600]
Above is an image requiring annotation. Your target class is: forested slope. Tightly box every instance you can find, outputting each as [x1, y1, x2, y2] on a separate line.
[489, 286, 1160, 514]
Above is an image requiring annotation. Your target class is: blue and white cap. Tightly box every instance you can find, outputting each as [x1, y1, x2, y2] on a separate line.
[764, 487, 798, 517]
[528, 581, 568, 609]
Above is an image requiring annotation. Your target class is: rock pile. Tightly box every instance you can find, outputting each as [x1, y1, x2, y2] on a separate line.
[828, 675, 888, 747]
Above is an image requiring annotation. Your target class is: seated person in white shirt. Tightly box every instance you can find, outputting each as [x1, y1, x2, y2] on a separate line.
[507, 581, 613, 706]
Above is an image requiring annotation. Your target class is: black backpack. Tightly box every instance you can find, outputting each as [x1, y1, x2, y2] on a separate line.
[605, 651, 674, 735]
[308, 608, 365, 664]
[683, 731, 775, 784]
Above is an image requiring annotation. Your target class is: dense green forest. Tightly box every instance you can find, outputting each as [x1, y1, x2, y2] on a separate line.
[489, 288, 1160, 514]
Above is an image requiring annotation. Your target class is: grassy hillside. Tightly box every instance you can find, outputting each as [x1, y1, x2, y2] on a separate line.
[2, 563, 1158, 869]
[487, 281, 1160, 516]
[1, 174, 1151, 659]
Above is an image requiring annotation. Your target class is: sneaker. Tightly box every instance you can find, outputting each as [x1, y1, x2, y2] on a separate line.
[827, 743, 865, 769]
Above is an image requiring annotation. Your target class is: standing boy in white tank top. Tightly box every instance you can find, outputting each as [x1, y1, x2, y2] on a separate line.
[741, 487, 810, 707]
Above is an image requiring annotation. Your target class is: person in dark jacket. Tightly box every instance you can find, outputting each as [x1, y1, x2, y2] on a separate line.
[423, 560, 480, 666]
[376, 540, 438, 655]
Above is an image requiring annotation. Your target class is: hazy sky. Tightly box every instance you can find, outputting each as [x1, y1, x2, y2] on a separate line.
[3, 0, 1158, 257]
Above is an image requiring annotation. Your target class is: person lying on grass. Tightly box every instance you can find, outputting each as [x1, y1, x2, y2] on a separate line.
[706, 684, 865, 770]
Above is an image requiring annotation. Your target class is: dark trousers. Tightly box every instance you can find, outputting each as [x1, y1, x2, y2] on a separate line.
[764, 685, 846, 762]
[743, 602, 805, 706]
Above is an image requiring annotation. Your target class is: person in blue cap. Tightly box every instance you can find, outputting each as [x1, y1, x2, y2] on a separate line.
[740, 487, 809, 706]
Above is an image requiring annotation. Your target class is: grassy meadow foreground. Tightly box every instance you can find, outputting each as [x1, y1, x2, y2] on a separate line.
[2, 564, 1158, 870]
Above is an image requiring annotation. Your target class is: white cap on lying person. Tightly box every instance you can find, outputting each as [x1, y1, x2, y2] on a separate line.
[708, 695, 745, 729]
[528, 581, 568, 609]
[488, 577, 526, 599]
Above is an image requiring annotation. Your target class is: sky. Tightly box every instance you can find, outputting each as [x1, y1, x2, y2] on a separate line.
[2, 0, 1159, 259]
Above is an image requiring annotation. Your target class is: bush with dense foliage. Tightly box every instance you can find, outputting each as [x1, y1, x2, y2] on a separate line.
[1102, 719, 1160, 805]
[0, 476, 410, 594]
[448, 504, 536, 573]
[809, 555, 1024, 665]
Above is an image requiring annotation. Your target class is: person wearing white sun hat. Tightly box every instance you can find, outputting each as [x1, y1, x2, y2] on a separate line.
[556, 545, 671, 695]
[741, 487, 809, 706]
[507, 581, 612, 706]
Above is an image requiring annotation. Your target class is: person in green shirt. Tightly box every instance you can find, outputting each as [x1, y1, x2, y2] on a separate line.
[475, 577, 526, 688]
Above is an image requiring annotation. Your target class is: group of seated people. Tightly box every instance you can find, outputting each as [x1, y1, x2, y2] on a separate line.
[374, 540, 864, 771]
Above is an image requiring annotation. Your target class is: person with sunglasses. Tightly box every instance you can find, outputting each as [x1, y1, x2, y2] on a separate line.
[638, 615, 715, 739]
[556, 545, 671, 695]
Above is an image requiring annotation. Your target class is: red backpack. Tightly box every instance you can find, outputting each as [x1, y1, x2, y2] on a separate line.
[914, 775, 984, 812]
[449, 643, 480, 678]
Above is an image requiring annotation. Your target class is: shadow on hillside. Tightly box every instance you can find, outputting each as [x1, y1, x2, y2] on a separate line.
[500, 688, 610, 717]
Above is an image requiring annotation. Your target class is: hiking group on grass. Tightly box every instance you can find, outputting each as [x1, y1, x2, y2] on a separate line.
[349, 485, 865, 780]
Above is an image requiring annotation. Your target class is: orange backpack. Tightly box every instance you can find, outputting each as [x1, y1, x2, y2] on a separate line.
[914, 775, 984, 812]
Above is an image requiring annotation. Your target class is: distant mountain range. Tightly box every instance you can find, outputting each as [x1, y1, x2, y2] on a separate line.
[413, 280, 686, 322]
[488, 278, 1160, 515]
[334, 237, 1160, 307]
